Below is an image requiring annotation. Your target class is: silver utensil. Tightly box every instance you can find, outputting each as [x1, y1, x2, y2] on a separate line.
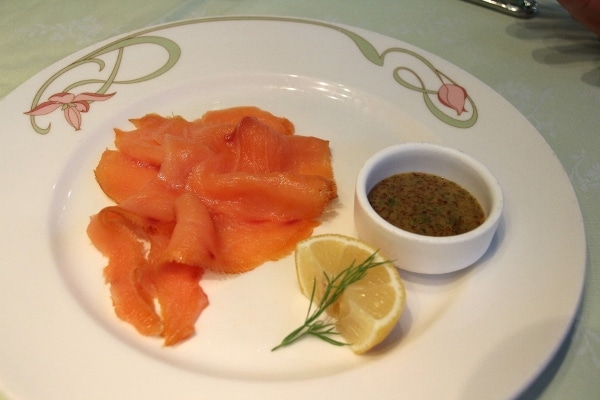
[465, 0, 538, 18]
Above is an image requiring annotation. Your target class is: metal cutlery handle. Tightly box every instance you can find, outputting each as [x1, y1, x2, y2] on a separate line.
[465, 0, 538, 18]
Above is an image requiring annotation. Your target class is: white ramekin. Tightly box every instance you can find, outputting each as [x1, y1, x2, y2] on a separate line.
[354, 142, 503, 275]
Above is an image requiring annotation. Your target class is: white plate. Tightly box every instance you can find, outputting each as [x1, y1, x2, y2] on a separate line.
[0, 17, 585, 400]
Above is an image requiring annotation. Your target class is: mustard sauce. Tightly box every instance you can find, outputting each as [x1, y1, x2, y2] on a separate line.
[367, 172, 485, 236]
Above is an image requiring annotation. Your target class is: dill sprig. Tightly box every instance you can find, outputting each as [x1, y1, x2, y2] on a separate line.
[272, 251, 387, 351]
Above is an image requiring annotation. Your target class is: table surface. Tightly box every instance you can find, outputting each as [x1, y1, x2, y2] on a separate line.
[1, 1, 598, 399]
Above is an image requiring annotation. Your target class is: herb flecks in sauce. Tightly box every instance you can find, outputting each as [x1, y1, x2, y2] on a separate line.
[368, 172, 485, 237]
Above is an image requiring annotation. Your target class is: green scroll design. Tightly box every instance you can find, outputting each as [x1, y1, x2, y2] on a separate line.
[27, 16, 476, 134]
[161, 16, 478, 129]
[27, 35, 180, 134]
[321, 24, 478, 128]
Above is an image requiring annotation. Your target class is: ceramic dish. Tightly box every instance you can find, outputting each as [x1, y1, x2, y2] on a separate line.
[354, 142, 504, 274]
[0, 17, 585, 400]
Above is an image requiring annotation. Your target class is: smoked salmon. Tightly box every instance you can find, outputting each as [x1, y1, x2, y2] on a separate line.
[87, 106, 337, 345]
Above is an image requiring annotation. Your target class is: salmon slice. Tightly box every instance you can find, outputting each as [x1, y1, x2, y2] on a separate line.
[187, 116, 336, 221]
[196, 106, 294, 136]
[158, 135, 215, 190]
[160, 192, 217, 266]
[119, 177, 181, 222]
[281, 134, 335, 179]
[87, 207, 163, 336]
[185, 122, 237, 154]
[115, 114, 191, 166]
[227, 116, 333, 178]
[188, 168, 336, 222]
[153, 262, 208, 346]
[88, 205, 208, 344]
[210, 214, 319, 274]
[94, 149, 158, 204]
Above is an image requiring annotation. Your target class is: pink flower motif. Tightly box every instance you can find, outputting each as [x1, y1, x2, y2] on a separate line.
[437, 84, 467, 116]
[25, 91, 115, 130]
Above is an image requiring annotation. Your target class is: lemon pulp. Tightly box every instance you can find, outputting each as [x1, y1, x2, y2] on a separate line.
[294, 234, 405, 354]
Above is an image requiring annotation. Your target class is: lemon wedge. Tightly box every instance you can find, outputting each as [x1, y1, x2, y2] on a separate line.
[294, 234, 405, 354]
